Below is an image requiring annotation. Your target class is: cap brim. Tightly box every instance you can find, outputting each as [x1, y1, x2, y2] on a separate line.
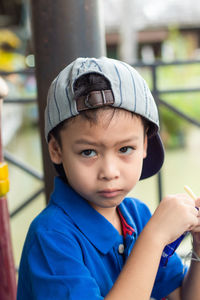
[140, 133, 164, 180]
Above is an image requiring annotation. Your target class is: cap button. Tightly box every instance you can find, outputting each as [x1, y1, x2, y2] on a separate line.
[118, 243, 125, 254]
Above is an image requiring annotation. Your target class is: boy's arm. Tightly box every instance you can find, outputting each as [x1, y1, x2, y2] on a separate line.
[167, 288, 181, 300]
[105, 223, 166, 300]
[106, 193, 199, 300]
[167, 234, 200, 299]
[180, 232, 200, 300]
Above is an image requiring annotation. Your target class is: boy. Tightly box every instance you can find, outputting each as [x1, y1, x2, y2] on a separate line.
[17, 57, 200, 300]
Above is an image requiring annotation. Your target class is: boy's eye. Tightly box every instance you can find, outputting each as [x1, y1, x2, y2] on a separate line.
[81, 149, 96, 157]
[119, 146, 133, 154]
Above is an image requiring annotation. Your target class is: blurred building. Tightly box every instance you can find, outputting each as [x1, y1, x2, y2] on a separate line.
[103, 0, 200, 62]
[1, 0, 200, 64]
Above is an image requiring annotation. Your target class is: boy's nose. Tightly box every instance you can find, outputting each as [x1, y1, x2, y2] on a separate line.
[98, 157, 120, 181]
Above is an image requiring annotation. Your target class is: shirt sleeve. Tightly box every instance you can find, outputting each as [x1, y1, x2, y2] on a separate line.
[26, 229, 104, 300]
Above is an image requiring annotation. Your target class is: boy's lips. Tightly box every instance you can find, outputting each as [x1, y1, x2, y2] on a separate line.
[98, 189, 123, 198]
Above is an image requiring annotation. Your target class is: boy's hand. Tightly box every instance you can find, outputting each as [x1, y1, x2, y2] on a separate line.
[149, 194, 199, 247]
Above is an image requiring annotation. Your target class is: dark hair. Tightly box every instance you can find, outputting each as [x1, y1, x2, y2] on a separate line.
[50, 73, 150, 180]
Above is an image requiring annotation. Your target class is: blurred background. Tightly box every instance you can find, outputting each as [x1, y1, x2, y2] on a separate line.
[0, 0, 200, 273]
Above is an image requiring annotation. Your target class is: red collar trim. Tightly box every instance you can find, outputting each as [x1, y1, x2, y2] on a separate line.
[117, 208, 135, 238]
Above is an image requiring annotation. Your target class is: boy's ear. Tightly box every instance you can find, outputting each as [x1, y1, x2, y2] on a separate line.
[48, 135, 62, 164]
[143, 134, 148, 159]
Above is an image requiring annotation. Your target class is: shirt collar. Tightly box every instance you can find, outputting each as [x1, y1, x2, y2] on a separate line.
[50, 177, 121, 254]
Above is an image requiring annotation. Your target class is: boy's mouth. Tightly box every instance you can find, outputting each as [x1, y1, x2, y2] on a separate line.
[98, 189, 122, 198]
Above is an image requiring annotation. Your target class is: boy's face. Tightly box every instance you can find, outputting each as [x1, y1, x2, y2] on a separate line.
[49, 109, 147, 214]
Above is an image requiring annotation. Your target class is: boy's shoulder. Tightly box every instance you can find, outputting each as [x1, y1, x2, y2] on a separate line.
[30, 202, 65, 232]
[23, 198, 86, 259]
[28, 178, 81, 237]
[26, 202, 72, 247]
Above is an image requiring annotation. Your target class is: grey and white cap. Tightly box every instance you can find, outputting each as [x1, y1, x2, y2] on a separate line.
[45, 56, 164, 179]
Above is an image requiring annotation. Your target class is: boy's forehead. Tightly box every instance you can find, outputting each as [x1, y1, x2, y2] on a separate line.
[63, 107, 142, 131]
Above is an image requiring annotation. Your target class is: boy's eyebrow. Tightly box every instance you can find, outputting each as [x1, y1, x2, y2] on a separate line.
[113, 137, 140, 146]
[74, 139, 99, 146]
[74, 136, 140, 146]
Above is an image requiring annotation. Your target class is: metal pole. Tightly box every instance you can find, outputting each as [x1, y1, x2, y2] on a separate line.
[152, 65, 163, 203]
[30, 0, 106, 202]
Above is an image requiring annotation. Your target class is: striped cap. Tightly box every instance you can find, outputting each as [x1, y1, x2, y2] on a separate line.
[45, 57, 164, 179]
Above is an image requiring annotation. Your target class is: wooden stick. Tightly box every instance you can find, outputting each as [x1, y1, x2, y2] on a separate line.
[184, 185, 197, 201]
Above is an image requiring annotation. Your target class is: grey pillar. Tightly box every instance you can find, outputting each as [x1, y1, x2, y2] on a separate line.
[31, 0, 106, 202]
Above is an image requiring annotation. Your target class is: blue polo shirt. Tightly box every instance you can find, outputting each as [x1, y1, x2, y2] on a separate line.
[17, 177, 186, 300]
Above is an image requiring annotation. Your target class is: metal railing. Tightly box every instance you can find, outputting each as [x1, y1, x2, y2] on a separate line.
[1, 59, 200, 217]
[134, 60, 200, 201]
[1, 67, 44, 217]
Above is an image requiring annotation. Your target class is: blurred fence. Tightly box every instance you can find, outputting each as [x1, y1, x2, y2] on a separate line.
[1, 59, 200, 219]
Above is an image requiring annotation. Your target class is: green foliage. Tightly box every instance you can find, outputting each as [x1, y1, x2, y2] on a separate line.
[138, 64, 200, 149]
[159, 92, 200, 148]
